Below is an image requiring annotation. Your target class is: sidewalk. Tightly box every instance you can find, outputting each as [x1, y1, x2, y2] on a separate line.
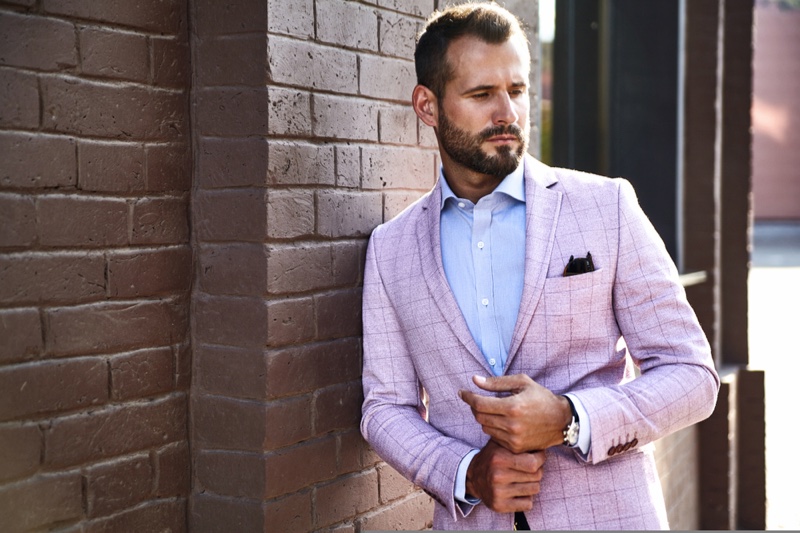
[748, 221, 800, 530]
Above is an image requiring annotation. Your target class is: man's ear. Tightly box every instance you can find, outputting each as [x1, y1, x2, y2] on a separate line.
[412, 85, 438, 128]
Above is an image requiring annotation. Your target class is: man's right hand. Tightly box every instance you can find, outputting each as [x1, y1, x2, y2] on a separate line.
[464, 439, 546, 513]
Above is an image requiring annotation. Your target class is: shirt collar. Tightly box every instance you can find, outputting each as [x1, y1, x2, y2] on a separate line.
[439, 159, 526, 210]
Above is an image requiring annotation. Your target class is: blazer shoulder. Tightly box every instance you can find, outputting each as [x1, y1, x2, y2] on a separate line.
[549, 166, 628, 193]
[370, 187, 434, 244]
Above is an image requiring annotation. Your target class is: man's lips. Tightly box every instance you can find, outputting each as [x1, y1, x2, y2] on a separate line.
[486, 135, 519, 143]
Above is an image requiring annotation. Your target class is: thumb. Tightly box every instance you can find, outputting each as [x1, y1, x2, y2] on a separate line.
[472, 373, 530, 393]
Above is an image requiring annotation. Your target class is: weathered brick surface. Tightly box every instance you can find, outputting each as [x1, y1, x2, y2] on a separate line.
[78, 141, 145, 193]
[85, 454, 153, 517]
[0, 194, 36, 247]
[197, 137, 269, 189]
[0, 11, 77, 71]
[131, 197, 190, 244]
[196, 34, 268, 87]
[0, 424, 41, 482]
[107, 246, 192, 298]
[268, 0, 314, 38]
[268, 36, 359, 93]
[79, 27, 149, 82]
[42, 0, 185, 34]
[268, 141, 335, 186]
[0, 473, 84, 531]
[316, 0, 379, 51]
[109, 347, 175, 400]
[0, 308, 42, 364]
[0, 252, 106, 304]
[0, 133, 77, 189]
[0, 68, 39, 129]
[316, 471, 380, 528]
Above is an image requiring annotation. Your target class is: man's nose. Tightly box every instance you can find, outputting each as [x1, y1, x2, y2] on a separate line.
[493, 92, 520, 125]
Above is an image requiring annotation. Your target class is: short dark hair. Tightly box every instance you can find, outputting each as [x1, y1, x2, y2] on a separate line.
[415, 3, 529, 99]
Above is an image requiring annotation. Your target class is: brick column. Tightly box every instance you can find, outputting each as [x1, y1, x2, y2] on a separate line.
[0, 1, 191, 531]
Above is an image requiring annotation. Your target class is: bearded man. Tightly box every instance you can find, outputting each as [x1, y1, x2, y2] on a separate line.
[360, 3, 719, 530]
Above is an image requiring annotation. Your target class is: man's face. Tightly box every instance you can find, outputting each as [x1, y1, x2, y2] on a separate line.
[436, 34, 531, 179]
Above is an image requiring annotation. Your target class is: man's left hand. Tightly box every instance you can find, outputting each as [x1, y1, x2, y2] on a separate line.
[459, 374, 571, 453]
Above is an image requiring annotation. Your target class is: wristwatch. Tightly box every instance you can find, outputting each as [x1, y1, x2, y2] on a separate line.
[562, 395, 580, 447]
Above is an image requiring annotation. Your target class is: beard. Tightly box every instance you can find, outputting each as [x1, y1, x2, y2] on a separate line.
[437, 109, 529, 178]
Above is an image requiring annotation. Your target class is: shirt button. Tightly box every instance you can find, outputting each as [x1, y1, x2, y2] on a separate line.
[477, 241, 484, 249]
[458, 202, 465, 208]
[481, 298, 489, 306]
[489, 358, 497, 366]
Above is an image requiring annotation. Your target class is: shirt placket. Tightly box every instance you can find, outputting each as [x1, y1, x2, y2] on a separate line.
[473, 200, 503, 376]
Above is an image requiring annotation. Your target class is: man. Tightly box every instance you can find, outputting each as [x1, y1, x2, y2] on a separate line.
[360, 3, 719, 530]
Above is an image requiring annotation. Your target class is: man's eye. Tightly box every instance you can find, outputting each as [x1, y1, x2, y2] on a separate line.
[472, 93, 489, 99]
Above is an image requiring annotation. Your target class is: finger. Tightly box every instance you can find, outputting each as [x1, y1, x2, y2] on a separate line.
[472, 374, 531, 394]
[459, 390, 515, 415]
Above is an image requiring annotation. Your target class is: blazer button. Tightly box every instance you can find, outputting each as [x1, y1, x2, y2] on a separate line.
[608, 445, 617, 456]
[614, 444, 625, 455]
[622, 442, 633, 452]
[631, 438, 638, 448]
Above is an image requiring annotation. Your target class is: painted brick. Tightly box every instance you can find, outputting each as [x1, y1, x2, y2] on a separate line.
[193, 295, 268, 348]
[314, 381, 362, 435]
[0, 308, 41, 365]
[42, 0, 184, 34]
[198, 243, 268, 296]
[265, 338, 361, 399]
[268, 0, 314, 38]
[79, 27, 149, 82]
[191, 493, 264, 533]
[85, 455, 153, 518]
[266, 242, 349, 294]
[37, 195, 128, 247]
[316, 190, 383, 238]
[379, 10, 419, 60]
[131, 197, 189, 245]
[332, 239, 365, 287]
[362, 145, 435, 190]
[358, 491, 434, 530]
[194, 88, 269, 137]
[196, 35, 267, 87]
[152, 36, 191, 89]
[0, 193, 36, 248]
[336, 145, 361, 188]
[194, 189, 266, 243]
[44, 394, 186, 468]
[316, 0, 379, 51]
[268, 86, 312, 136]
[359, 54, 416, 102]
[45, 299, 187, 356]
[0, 132, 77, 189]
[264, 436, 338, 497]
[315, 288, 362, 340]
[41, 78, 187, 141]
[109, 347, 174, 400]
[107, 246, 192, 298]
[0, 12, 77, 71]
[375, 0, 434, 17]
[195, 450, 264, 499]
[379, 105, 417, 145]
[174, 342, 191, 390]
[78, 141, 145, 193]
[0, 68, 39, 129]
[419, 117, 438, 148]
[154, 442, 190, 498]
[0, 424, 41, 483]
[268, 36, 358, 94]
[197, 137, 268, 189]
[0, 473, 83, 532]
[145, 143, 191, 192]
[316, 471, 379, 528]
[264, 491, 313, 533]
[84, 499, 186, 533]
[378, 463, 415, 503]
[383, 190, 424, 221]
[265, 296, 315, 347]
[268, 141, 335, 186]
[195, 345, 267, 399]
[266, 189, 315, 239]
[194, 0, 267, 36]
[0, 252, 106, 305]
[313, 94, 379, 142]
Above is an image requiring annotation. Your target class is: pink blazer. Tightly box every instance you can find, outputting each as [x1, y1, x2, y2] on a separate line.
[360, 156, 719, 530]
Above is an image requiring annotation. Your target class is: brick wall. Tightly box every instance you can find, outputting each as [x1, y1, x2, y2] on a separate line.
[0, 0, 192, 531]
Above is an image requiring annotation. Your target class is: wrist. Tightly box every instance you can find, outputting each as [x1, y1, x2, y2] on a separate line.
[550, 395, 573, 448]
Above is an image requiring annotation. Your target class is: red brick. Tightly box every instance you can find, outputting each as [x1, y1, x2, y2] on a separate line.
[0, 252, 106, 305]
[316, 190, 383, 238]
[265, 338, 361, 399]
[194, 0, 267, 36]
[85, 454, 153, 518]
[265, 296, 315, 347]
[0, 357, 108, 420]
[0, 193, 36, 248]
[0, 308, 42, 364]
[110, 347, 174, 400]
[196, 35, 267, 87]
[195, 450, 264, 498]
[315, 288, 362, 340]
[78, 141, 145, 192]
[268, 0, 314, 38]
[79, 27, 149, 82]
[107, 246, 192, 298]
[316, 471, 379, 528]
[145, 143, 192, 192]
[42, 0, 185, 34]
[194, 88, 269, 136]
[314, 381, 363, 435]
[267, 243, 354, 295]
[378, 463, 416, 503]
[37, 195, 128, 247]
[41, 77, 187, 141]
[152, 36, 190, 89]
[358, 491, 434, 531]
[190, 493, 264, 533]
[194, 344, 267, 399]
[313, 94, 379, 141]
[267, 141, 335, 186]
[266, 189, 315, 239]
[175, 341, 191, 390]
[44, 394, 187, 468]
[194, 295, 268, 348]
[194, 189, 267, 242]
[0, 12, 77, 71]
[316, 0, 378, 51]
[0, 67, 39, 128]
[0, 473, 83, 532]
[84, 499, 186, 533]
[0, 132, 77, 189]
[45, 299, 188, 356]
[0, 424, 41, 483]
[131, 197, 189, 245]
[197, 137, 268, 189]
[155, 442, 190, 497]
[198, 243, 268, 296]
[264, 437, 338, 497]
[264, 491, 313, 533]
[338, 429, 379, 475]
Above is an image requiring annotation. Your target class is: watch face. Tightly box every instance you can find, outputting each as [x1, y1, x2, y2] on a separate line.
[566, 421, 580, 446]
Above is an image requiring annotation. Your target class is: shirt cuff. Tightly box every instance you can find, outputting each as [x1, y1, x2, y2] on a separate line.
[564, 393, 592, 456]
[454, 449, 481, 504]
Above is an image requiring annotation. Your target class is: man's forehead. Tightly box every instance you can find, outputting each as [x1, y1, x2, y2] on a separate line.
[444, 34, 531, 81]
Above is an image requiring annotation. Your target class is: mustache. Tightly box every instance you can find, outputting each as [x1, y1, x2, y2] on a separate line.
[478, 124, 525, 143]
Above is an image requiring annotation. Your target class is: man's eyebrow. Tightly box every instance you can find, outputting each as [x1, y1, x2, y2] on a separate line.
[462, 81, 529, 95]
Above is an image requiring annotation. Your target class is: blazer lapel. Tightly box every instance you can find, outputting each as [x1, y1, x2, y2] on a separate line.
[506, 156, 562, 368]
[416, 181, 490, 372]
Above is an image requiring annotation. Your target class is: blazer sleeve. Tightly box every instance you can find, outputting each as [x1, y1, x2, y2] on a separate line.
[569, 178, 720, 464]
[360, 230, 475, 520]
